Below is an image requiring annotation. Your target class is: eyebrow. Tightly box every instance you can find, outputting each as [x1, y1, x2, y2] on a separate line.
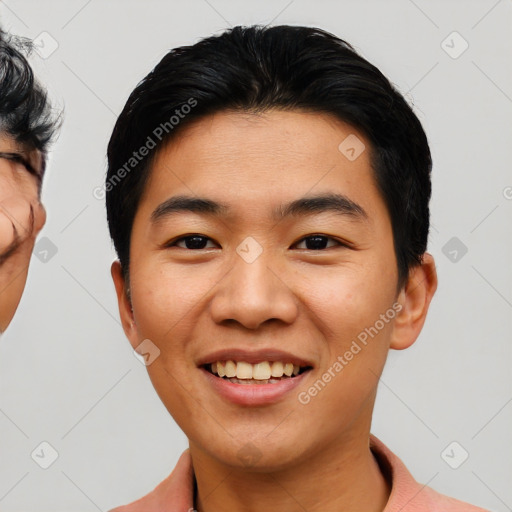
[151, 193, 368, 224]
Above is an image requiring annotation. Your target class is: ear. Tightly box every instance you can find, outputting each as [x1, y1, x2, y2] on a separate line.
[111, 260, 139, 348]
[390, 252, 438, 350]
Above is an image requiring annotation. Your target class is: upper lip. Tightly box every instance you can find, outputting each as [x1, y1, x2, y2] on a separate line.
[197, 348, 314, 368]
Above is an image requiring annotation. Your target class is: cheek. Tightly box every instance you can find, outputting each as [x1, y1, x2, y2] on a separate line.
[294, 275, 395, 433]
[302, 260, 396, 336]
[132, 264, 192, 324]
[129, 265, 201, 418]
[129, 262, 215, 364]
[297, 260, 397, 398]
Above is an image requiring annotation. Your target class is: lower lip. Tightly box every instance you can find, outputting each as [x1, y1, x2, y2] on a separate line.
[200, 368, 310, 406]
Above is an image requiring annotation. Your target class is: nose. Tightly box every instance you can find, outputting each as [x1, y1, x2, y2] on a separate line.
[209, 252, 298, 330]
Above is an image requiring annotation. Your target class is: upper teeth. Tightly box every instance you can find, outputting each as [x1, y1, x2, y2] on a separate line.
[211, 361, 301, 380]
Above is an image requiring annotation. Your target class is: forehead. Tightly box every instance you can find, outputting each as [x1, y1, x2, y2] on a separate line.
[138, 109, 387, 224]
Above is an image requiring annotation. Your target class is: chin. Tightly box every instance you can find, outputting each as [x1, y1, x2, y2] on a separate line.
[200, 434, 310, 473]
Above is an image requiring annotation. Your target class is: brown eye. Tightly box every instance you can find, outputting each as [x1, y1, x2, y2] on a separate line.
[171, 235, 217, 250]
[294, 235, 343, 250]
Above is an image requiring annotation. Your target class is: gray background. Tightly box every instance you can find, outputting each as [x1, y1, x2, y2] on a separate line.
[0, 0, 511, 510]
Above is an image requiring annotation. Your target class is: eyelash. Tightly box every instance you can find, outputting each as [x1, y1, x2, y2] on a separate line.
[166, 234, 348, 251]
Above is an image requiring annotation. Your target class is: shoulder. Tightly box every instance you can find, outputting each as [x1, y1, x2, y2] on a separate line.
[370, 435, 491, 512]
[421, 486, 491, 511]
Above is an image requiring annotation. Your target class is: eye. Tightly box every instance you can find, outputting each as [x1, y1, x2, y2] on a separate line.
[165, 234, 347, 251]
[293, 235, 345, 250]
[168, 234, 218, 250]
[0, 152, 41, 182]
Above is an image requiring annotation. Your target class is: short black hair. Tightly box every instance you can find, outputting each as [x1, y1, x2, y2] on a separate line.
[106, 25, 432, 289]
[0, 27, 58, 172]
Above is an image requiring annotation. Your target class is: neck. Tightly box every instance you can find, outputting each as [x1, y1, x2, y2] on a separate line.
[191, 431, 390, 512]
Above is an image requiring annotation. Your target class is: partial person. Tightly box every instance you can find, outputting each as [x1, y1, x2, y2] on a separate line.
[0, 27, 57, 333]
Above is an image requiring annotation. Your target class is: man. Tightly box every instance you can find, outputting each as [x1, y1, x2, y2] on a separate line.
[0, 28, 56, 333]
[106, 25, 488, 511]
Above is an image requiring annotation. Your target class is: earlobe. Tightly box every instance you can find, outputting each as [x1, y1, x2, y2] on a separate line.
[111, 260, 138, 345]
[390, 253, 438, 350]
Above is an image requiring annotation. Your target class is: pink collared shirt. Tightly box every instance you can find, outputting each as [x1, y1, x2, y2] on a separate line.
[110, 435, 490, 511]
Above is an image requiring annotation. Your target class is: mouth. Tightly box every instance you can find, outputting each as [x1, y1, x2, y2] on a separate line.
[203, 360, 313, 385]
[198, 350, 314, 405]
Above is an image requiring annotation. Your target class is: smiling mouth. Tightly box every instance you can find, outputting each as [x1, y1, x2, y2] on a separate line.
[204, 360, 312, 384]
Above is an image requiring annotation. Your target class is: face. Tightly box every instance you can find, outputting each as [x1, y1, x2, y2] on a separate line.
[0, 135, 46, 333]
[113, 110, 436, 470]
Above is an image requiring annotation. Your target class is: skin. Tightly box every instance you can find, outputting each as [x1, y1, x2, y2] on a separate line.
[0, 134, 46, 333]
[112, 110, 437, 511]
